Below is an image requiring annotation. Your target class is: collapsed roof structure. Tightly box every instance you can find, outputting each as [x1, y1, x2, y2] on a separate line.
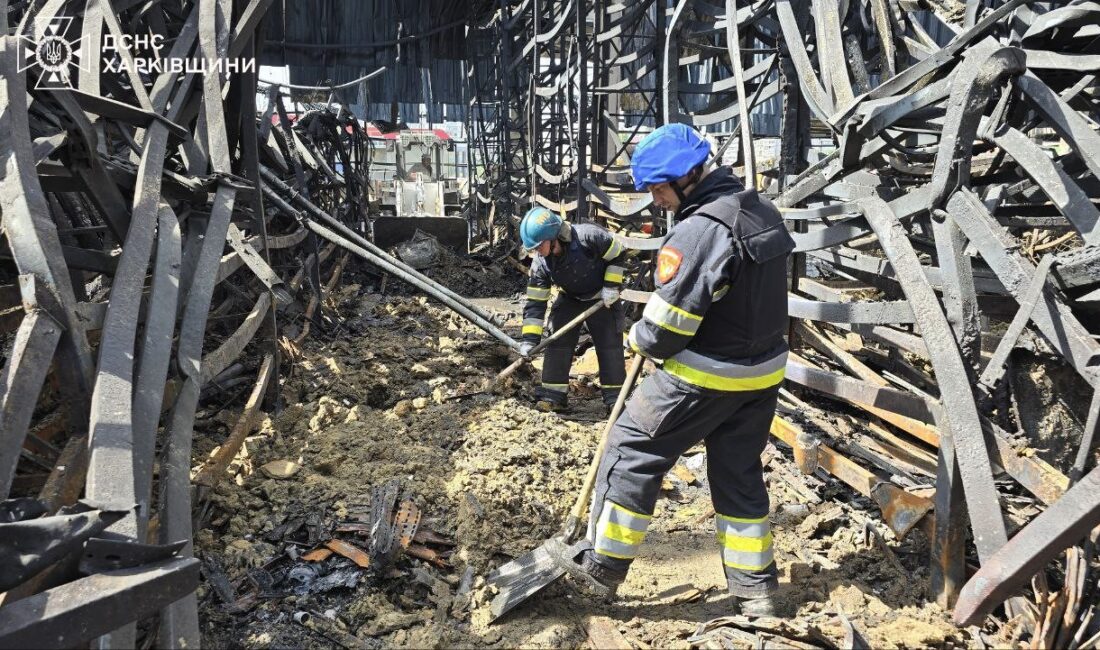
[0, 0, 1097, 646]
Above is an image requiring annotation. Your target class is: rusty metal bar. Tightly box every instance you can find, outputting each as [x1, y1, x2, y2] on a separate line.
[954, 463, 1100, 626]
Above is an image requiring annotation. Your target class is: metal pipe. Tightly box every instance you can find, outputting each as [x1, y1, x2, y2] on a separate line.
[258, 167, 501, 325]
[259, 185, 521, 353]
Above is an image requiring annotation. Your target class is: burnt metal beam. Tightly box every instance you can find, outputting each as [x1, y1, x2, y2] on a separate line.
[954, 463, 1100, 626]
[0, 558, 199, 650]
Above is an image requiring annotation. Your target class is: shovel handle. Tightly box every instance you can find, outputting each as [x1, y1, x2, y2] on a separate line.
[494, 300, 609, 384]
[561, 354, 645, 540]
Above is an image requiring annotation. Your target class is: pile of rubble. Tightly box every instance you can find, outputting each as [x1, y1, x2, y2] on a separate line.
[190, 287, 1075, 649]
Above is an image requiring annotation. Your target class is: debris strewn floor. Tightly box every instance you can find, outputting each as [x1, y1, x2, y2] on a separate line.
[195, 284, 996, 648]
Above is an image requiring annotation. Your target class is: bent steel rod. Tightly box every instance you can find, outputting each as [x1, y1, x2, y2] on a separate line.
[259, 166, 501, 325]
[260, 185, 521, 353]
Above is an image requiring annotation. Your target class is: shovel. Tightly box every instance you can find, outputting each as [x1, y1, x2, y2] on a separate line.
[447, 299, 611, 401]
[487, 353, 646, 621]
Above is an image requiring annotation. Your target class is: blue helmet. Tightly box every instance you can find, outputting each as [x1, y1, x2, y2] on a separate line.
[631, 123, 711, 191]
[519, 206, 563, 250]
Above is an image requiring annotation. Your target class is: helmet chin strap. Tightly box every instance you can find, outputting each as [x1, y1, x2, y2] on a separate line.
[671, 166, 703, 218]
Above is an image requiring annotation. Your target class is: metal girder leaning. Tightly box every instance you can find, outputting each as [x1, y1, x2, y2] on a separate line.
[0, 277, 64, 499]
[954, 462, 1100, 626]
[982, 124, 1100, 246]
[158, 1, 239, 645]
[131, 206, 181, 541]
[947, 189, 1100, 388]
[977, 254, 1058, 391]
[258, 168, 519, 351]
[774, 0, 836, 124]
[222, 223, 294, 305]
[0, 558, 199, 650]
[0, 36, 95, 426]
[858, 198, 1009, 561]
[200, 291, 273, 386]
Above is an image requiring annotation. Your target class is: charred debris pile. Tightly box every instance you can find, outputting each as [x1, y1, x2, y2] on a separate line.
[0, 0, 1098, 648]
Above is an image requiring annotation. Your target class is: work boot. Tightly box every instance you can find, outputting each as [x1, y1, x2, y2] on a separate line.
[736, 594, 779, 618]
[558, 543, 627, 601]
[535, 398, 568, 413]
[601, 399, 616, 417]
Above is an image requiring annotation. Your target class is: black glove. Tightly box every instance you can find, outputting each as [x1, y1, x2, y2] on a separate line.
[519, 341, 536, 358]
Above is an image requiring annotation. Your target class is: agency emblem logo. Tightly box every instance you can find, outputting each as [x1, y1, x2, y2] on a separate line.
[656, 246, 683, 283]
[17, 17, 87, 89]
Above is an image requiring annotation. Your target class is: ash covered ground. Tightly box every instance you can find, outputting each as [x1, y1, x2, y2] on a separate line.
[193, 269, 996, 649]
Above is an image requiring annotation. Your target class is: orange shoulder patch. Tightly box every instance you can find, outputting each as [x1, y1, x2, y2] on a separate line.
[656, 246, 683, 283]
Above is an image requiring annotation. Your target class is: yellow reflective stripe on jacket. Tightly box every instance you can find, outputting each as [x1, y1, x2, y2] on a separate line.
[527, 285, 551, 301]
[604, 264, 625, 284]
[602, 237, 624, 261]
[626, 324, 666, 363]
[713, 285, 730, 301]
[643, 293, 703, 337]
[663, 348, 787, 392]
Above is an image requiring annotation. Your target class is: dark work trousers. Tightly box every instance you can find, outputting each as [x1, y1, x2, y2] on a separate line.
[534, 294, 626, 406]
[585, 369, 781, 597]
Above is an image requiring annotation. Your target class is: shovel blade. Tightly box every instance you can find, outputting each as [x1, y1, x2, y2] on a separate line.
[488, 538, 569, 622]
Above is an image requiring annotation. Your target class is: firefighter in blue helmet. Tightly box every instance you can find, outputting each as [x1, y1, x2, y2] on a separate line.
[561, 123, 795, 617]
[518, 206, 628, 411]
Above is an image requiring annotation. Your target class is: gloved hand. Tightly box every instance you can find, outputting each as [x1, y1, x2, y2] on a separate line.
[601, 286, 620, 308]
[623, 324, 639, 352]
[624, 323, 647, 357]
[519, 341, 537, 358]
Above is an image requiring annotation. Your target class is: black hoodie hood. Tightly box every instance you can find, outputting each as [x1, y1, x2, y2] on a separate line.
[675, 166, 745, 222]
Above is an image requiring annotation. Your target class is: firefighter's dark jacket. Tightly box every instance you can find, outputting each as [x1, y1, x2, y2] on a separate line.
[521, 223, 627, 343]
[628, 166, 795, 392]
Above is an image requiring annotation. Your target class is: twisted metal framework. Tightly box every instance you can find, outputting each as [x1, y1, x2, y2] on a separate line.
[0, 0, 1098, 641]
[467, 0, 1100, 625]
[0, 0, 385, 645]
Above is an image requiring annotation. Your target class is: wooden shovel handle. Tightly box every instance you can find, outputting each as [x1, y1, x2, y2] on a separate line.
[562, 354, 646, 540]
[494, 300, 608, 384]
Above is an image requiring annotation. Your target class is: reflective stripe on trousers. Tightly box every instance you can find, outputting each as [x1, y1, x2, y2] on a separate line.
[522, 317, 544, 336]
[715, 513, 774, 571]
[527, 285, 550, 301]
[663, 347, 787, 392]
[595, 501, 651, 560]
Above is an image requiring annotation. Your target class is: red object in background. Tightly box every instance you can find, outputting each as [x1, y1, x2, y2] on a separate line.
[640, 223, 653, 235]
[365, 126, 451, 141]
